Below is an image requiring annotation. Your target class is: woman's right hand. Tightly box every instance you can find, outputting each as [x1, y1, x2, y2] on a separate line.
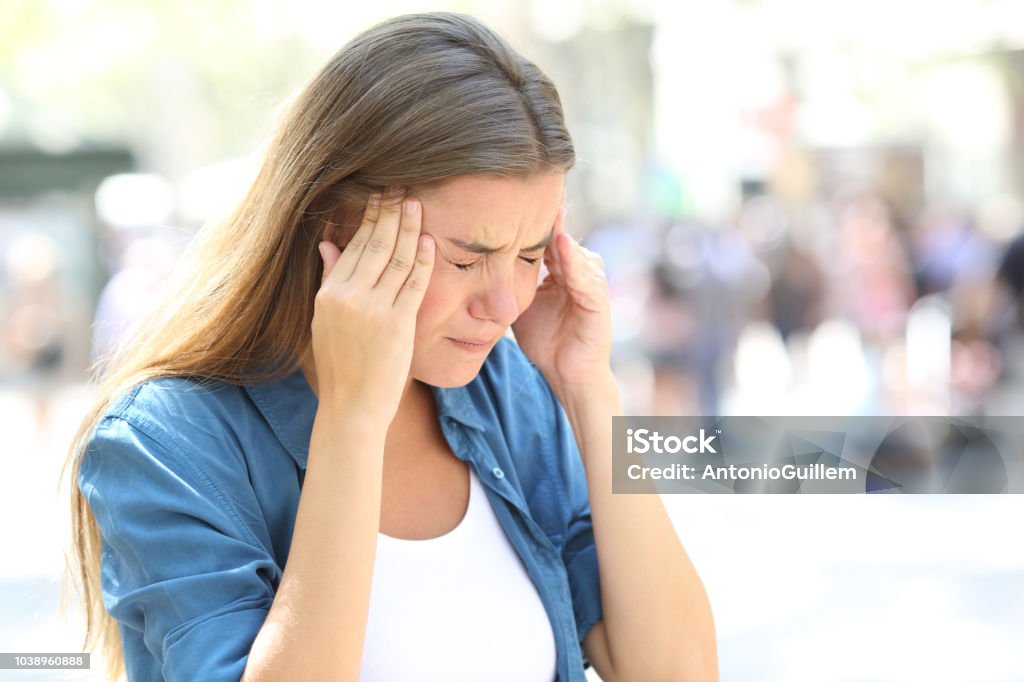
[311, 189, 434, 424]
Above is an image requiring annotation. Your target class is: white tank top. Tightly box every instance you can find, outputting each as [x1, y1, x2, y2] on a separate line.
[359, 467, 557, 682]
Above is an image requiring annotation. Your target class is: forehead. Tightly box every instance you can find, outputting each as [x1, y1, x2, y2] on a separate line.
[416, 173, 564, 245]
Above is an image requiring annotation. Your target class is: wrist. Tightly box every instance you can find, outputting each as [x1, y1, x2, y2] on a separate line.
[554, 369, 620, 414]
[315, 395, 394, 435]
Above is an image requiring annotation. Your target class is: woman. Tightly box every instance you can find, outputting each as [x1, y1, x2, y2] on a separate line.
[65, 12, 717, 681]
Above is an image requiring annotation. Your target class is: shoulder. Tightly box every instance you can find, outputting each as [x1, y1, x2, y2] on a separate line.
[87, 376, 260, 493]
[82, 376, 271, 550]
[104, 375, 250, 433]
[94, 375, 270, 465]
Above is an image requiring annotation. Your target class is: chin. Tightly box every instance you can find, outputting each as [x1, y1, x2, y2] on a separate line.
[420, 375, 477, 389]
[411, 355, 489, 389]
[413, 367, 482, 389]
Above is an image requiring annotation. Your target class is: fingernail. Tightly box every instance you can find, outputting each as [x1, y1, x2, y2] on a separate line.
[318, 242, 327, 260]
[369, 193, 380, 207]
[405, 198, 419, 215]
[419, 234, 433, 252]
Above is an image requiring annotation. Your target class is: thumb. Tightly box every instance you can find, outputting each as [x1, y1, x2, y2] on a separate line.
[319, 240, 342, 283]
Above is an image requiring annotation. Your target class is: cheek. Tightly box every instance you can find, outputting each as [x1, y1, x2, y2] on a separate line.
[517, 269, 540, 309]
[416, 273, 471, 324]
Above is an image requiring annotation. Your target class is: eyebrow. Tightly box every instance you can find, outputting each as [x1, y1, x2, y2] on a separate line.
[446, 229, 553, 255]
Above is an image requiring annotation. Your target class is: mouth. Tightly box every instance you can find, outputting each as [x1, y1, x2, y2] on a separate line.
[445, 337, 495, 352]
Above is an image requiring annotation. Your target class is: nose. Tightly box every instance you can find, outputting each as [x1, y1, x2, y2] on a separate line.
[468, 270, 522, 327]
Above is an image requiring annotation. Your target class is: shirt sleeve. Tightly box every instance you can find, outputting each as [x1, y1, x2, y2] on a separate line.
[78, 415, 280, 682]
[540, 378, 604, 645]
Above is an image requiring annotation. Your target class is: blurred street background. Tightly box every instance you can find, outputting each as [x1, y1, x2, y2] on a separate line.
[2, 0, 1024, 679]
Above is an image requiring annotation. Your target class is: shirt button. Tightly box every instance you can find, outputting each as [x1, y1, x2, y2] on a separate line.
[492, 466, 505, 479]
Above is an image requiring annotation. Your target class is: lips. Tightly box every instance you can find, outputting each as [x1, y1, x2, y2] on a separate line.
[446, 337, 496, 351]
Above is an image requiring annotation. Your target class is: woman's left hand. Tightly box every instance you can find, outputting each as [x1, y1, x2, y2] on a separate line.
[512, 199, 612, 395]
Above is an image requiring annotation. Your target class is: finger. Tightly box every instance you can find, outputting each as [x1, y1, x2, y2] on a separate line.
[558, 233, 607, 310]
[544, 205, 567, 281]
[332, 193, 381, 282]
[543, 246, 563, 283]
[375, 197, 422, 293]
[349, 189, 406, 286]
[558, 232, 590, 290]
[554, 201, 568, 236]
[394, 234, 435, 311]
[319, 240, 342, 285]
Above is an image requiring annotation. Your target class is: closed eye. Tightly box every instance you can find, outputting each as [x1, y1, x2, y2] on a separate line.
[451, 256, 541, 270]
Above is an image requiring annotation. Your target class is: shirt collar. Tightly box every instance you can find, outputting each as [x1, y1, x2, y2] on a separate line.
[244, 365, 485, 471]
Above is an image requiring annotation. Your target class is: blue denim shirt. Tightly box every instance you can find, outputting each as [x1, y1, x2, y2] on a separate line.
[78, 337, 602, 681]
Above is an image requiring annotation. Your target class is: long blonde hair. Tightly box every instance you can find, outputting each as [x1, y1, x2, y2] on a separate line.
[60, 12, 574, 679]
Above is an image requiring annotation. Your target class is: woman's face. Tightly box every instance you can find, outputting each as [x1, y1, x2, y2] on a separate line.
[410, 173, 565, 387]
